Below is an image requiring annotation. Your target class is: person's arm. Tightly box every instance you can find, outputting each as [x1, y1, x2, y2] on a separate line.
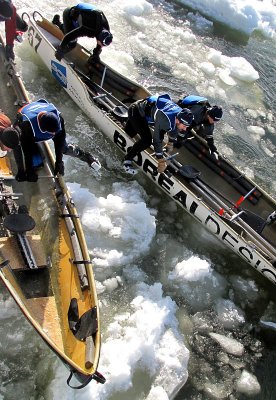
[13, 142, 25, 178]
[152, 112, 169, 157]
[4, 4, 16, 59]
[52, 116, 66, 175]
[100, 12, 110, 31]
[202, 124, 217, 152]
[59, 26, 83, 49]
[18, 121, 37, 172]
[5, 4, 16, 46]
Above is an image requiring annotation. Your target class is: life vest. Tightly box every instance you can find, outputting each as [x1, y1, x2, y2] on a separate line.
[155, 94, 182, 131]
[144, 95, 158, 124]
[180, 95, 210, 107]
[18, 99, 61, 142]
[75, 3, 97, 12]
[73, 3, 98, 28]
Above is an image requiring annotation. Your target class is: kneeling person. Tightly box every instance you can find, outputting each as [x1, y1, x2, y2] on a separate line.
[0, 100, 100, 182]
[178, 95, 223, 159]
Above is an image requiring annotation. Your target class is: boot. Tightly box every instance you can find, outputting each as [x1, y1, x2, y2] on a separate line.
[266, 211, 276, 225]
[123, 160, 137, 175]
[64, 144, 101, 171]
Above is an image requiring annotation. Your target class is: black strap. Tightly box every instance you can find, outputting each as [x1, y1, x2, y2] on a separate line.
[60, 213, 80, 218]
[72, 260, 93, 265]
[66, 371, 94, 389]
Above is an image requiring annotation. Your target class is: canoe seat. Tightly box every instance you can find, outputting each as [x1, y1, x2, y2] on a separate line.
[68, 298, 98, 340]
[178, 165, 201, 180]
[239, 209, 266, 234]
[3, 213, 36, 233]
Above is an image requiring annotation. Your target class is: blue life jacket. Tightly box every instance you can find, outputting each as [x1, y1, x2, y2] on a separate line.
[155, 94, 182, 131]
[144, 95, 158, 124]
[75, 3, 97, 12]
[180, 95, 209, 107]
[72, 4, 97, 28]
[19, 99, 61, 142]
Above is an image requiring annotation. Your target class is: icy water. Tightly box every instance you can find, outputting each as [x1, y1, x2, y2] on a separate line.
[1, 0, 276, 399]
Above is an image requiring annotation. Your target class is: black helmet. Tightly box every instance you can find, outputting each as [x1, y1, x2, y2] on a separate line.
[0, 1, 13, 19]
[39, 112, 60, 132]
[208, 106, 223, 121]
[0, 127, 20, 149]
[176, 108, 193, 126]
[97, 29, 113, 46]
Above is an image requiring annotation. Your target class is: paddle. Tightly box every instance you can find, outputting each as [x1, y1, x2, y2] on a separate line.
[68, 63, 129, 119]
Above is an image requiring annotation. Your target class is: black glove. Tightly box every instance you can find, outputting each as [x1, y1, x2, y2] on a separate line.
[87, 45, 102, 67]
[87, 53, 101, 66]
[54, 161, 64, 176]
[15, 170, 26, 182]
[5, 44, 15, 61]
[174, 136, 185, 149]
[52, 14, 64, 32]
[55, 45, 64, 61]
[26, 169, 38, 182]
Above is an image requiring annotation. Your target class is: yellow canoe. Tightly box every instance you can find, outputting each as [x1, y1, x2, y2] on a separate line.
[0, 33, 104, 388]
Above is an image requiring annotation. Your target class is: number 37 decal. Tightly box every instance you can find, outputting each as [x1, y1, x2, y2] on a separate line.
[28, 27, 42, 52]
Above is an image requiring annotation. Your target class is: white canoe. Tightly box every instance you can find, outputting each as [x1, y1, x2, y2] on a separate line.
[26, 12, 276, 286]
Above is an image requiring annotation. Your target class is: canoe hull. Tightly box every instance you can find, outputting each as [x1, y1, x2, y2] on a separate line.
[0, 32, 102, 387]
[26, 14, 276, 286]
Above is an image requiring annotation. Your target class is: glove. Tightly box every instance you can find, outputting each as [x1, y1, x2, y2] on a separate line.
[15, 32, 23, 43]
[5, 44, 15, 61]
[87, 53, 101, 66]
[87, 46, 102, 67]
[157, 158, 167, 174]
[54, 161, 65, 176]
[52, 14, 64, 31]
[26, 169, 38, 182]
[91, 160, 101, 172]
[15, 170, 26, 182]
[174, 136, 185, 149]
[209, 149, 219, 160]
[55, 46, 64, 61]
[164, 142, 174, 154]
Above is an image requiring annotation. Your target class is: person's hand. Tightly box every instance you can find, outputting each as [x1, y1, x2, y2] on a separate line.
[164, 142, 174, 154]
[26, 169, 38, 182]
[87, 53, 101, 67]
[15, 170, 26, 182]
[157, 158, 167, 173]
[91, 160, 101, 172]
[5, 45, 15, 61]
[54, 161, 64, 176]
[55, 46, 64, 62]
[174, 136, 185, 149]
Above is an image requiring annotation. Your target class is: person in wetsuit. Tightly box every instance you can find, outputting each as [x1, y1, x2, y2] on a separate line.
[54, 3, 112, 64]
[0, 0, 27, 60]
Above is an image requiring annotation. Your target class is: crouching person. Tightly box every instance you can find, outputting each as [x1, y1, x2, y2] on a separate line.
[0, 99, 100, 182]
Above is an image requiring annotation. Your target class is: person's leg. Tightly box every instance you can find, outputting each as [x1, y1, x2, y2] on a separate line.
[63, 143, 101, 171]
[123, 105, 152, 174]
[124, 105, 152, 161]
